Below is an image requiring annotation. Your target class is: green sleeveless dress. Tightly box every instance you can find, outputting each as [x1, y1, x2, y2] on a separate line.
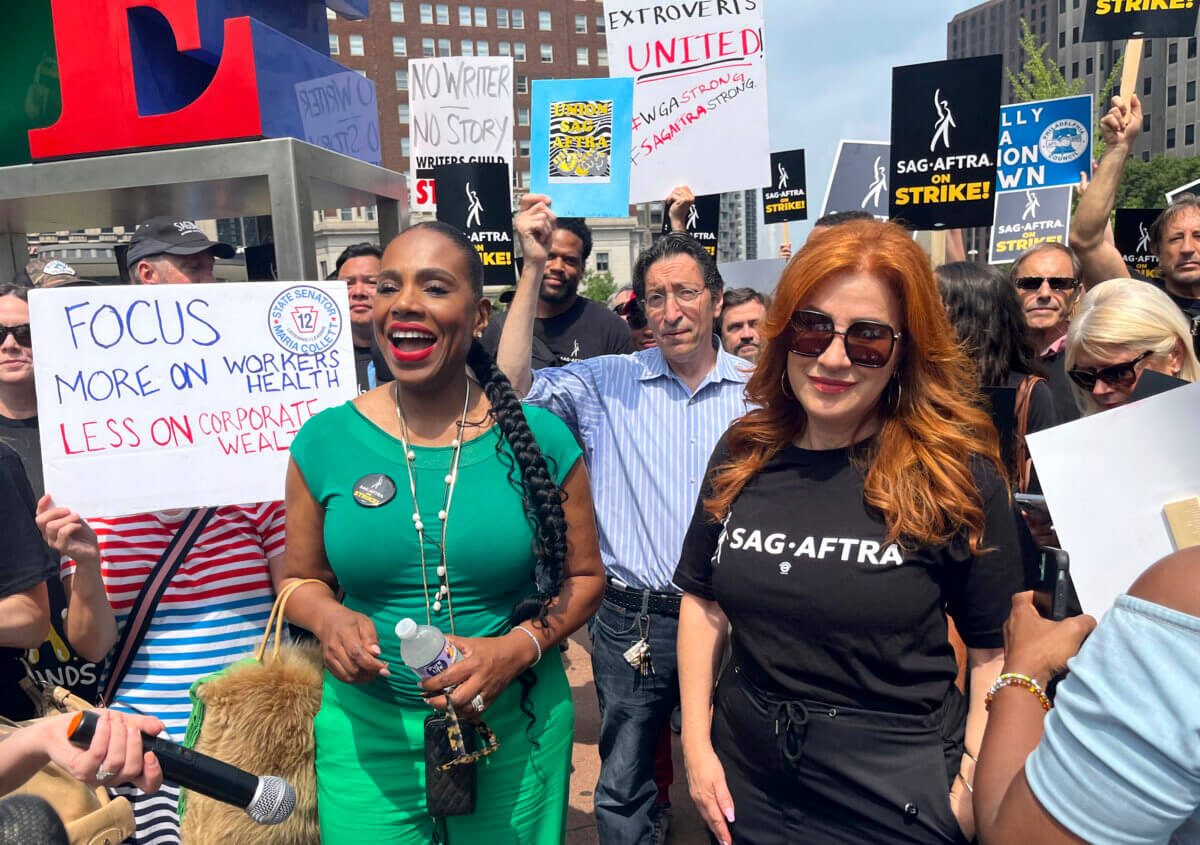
[289, 401, 582, 844]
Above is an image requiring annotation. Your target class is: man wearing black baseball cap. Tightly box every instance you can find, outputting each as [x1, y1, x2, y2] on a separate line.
[126, 216, 235, 285]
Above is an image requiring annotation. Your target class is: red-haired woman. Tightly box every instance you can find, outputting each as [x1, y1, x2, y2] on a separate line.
[675, 220, 1025, 845]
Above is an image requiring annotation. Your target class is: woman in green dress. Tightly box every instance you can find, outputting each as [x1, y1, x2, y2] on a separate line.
[281, 210, 605, 844]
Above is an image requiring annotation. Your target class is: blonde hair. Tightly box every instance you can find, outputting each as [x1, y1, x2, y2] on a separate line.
[1064, 278, 1200, 415]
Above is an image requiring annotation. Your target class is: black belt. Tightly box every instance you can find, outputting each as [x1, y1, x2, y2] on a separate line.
[603, 581, 681, 617]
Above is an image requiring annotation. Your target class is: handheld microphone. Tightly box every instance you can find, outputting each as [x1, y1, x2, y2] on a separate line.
[0, 795, 69, 845]
[67, 711, 295, 826]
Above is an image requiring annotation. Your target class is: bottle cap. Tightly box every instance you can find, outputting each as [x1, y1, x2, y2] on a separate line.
[395, 618, 418, 640]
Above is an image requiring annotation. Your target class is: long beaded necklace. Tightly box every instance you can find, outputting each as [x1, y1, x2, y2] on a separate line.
[393, 379, 471, 633]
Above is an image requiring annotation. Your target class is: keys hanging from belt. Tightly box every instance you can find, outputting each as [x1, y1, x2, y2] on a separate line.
[623, 592, 654, 676]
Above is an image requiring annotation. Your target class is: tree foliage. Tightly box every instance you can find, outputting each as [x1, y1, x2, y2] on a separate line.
[581, 270, 617, 304]
[1116, 155, 1200, 209]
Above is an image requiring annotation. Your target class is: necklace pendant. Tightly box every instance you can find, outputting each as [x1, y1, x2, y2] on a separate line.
[433, 600, 443, 612]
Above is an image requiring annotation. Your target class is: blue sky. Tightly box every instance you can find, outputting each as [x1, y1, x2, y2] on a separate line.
[756, 0, 970, 254]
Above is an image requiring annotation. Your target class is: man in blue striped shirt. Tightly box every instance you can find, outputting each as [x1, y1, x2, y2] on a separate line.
[500, 193, 752, 845]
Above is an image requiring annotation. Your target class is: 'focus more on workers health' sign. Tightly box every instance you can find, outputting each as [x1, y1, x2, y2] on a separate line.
[998, 95, 1093, 192]
[30, 283, 357, 518]
[889, 56, 1002, 229]
[604, 0, 771, 204]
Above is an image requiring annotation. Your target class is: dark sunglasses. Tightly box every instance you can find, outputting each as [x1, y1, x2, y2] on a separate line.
[1014, 276, 1078, 292]
[788, 310, 901, 368]
[0, 324, 31, 347]
[1067, 350, 1151, 391]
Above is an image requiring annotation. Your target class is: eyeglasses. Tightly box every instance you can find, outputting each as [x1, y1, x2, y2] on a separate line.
[1014, 276, 1078, 292]
[435, 698, 500, 770]
[0, 324, 32, 347]
[642, 288, 704, 311]
[1067, 351, 1152, 391]
[788, 310, 901, 368]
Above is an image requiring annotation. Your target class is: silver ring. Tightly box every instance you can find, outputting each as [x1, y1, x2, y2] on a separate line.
[470, 694, 485, 713]
[95, 767, 117, 781]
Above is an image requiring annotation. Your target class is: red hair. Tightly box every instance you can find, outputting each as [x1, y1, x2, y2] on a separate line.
[705, 220, 1005, 553]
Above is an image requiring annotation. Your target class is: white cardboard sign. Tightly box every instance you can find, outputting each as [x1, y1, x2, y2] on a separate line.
[408, 56, 515, 212]
[604, 0, 771, 203]
[1025, 381, 1200, 615]
[30, 282, 357, 518]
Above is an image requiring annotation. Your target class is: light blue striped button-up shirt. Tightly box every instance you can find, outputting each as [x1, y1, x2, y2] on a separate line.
[525, 344, 752, 591]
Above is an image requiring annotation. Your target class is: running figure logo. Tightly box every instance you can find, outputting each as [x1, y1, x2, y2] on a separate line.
[1137, 221, 1151, 253]
[777, 162, 789, 190]
[1023, 189, 1040, 221]
[687, 204, 699, 230]
[862, 156, 887, 210]
[930, 88, 956, 153]
[466, 182, 483, 228]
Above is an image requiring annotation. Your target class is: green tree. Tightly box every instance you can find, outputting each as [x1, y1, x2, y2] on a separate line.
[1116, 155, 1200, 208]
[581, 270, 617, 304]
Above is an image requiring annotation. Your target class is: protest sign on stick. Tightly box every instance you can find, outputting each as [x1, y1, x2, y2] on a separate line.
[988, 186, 1073, 265]
[409, 56, 514, 212]
[1113, 208, 1161, 278]
[295, 70, 382, 166]
[604, 0, 771, 203]
[530, 77, 634, 217]
[1165, 175, 1200, 205]
[821, 140, 890, 219]
[997, 95, 1092, 192]
[889, 56, 1002, 229]
[433, 161, 516, 286]
[30, 283, 357, 518]
[659, 192, 720, 257]
[762, 149, 808, 225]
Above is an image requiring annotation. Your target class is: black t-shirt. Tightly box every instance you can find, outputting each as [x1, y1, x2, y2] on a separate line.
[0, 415, 43, 500]
[0, 444, 53, 598]
[674, 438, 1025, 714]
[482, 296, 633, 368]
[1040, 350, 1080, 424]
[1147, 276, 1200, 358]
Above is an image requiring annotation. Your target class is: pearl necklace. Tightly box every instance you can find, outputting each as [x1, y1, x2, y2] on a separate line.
[393, 380, 471, 632]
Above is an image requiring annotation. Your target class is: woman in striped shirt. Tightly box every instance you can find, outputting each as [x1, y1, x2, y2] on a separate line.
[36, 500, 285, 845]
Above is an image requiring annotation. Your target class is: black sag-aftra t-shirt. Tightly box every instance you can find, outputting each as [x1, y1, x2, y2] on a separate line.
[482, 296, 633, 368]
[674, 437, 1025, 715]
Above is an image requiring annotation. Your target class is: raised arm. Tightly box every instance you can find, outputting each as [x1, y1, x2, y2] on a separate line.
[496, 193, 555, 397]
[666, 184, 696, 233]
[1069, 95, 1142, 288]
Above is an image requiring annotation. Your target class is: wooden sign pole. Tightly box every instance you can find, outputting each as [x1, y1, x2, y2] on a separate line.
[782, 220, 790, 248]
[930, 229, 947, 269]
[1120, 38, 1143, 106]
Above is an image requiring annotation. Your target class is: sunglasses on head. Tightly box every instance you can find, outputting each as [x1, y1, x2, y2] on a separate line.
[1067, 350, 1152, 391]
[1014, 276, 1078, 292]
[0, 324, 31, 347]
[788, 310, 901, 368]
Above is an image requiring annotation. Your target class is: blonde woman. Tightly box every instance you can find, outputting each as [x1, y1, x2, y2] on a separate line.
[1064, 279, 1200, 414]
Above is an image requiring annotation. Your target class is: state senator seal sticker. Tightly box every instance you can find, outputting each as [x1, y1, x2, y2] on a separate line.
[268, 285, 343, 354]
[353, 474, 397, 508]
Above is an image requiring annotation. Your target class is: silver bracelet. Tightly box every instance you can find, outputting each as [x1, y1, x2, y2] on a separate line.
[513, 624, 543, 667]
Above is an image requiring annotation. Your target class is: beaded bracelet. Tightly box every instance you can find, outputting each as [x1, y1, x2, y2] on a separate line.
[985, 672, 1051, 712]
[512, 624, 543, 667]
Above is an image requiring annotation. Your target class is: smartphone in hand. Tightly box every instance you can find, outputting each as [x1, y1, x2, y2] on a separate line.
[1033, 547, 1071, 621]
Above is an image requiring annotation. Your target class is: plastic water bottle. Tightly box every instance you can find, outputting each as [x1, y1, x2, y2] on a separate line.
[395, 618, 461, 681]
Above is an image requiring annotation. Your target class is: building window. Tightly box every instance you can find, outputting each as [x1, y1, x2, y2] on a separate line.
[598, 47, 607, 68]
[1113, 47, 1121, 63]
[329, 34, 339, 55]
[439, 38, 451, 55]
[498, 41, 510, 56]
[349, 34, 364, 56]
[1170, 42, 1179, 63]
[575, 14, 587, 33]
[539, 11, 552, 30]
[517, 107, 530, 127]
[497, 8, 509, 27]
[596, 15, 605, 33]
[1143, 112, 1151, 132]
[1168, 127, 1176, 148]
[1189, 124, 1196, 146]
[341, 209, 354, 222]
[401, 138, 411, 156]
[435, 4, 449, 24]
[395, 69, 408, 90]
[514, 42, 527, 61]
[577, 47, 588, 65]
[512, 9, 525, 28]
[516, 73, 528, 94]
[390, 2, 404, 22]
[422, 37, 435, 56]
[1071, 61, 1078, 78]
[1169, 85, 1178, 107]
[459, 5, 471, 25]
[462, 40, 474, 55]
[475, 7, 486, 26]
[319, 260, 328, 278]
[597, 252, 609, 272]
[1086, 56, 1093, 75]
[398, 104, 409, 124]
[1144, 76, 1152, 96]
[420, 3, 433, 23]
[519, 138, 530, 157]
[1190, 37, 1198, 58]
[541, 43, 553, 62]
[1189, 80, 1196, 102]
[393, 36, 407, 55]
[476, 40, 489, 55]
[1058, 31, 1065, 48]
[1144, 39, 1152, 58]
[1072, 26, 1078, 43]
[1143, 150, 1151, 161]
[521, 170, 531, 188]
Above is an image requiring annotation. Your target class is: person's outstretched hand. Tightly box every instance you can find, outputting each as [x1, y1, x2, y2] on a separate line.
[666, 185, 696, 232]
[514, 193, 555, 265]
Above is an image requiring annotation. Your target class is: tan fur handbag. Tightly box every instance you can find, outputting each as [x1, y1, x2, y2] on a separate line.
[0, 687, 135, 845]
[178, 579, 325, 845]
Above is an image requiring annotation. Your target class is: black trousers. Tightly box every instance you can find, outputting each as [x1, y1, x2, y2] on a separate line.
[712, 664, 971, 845]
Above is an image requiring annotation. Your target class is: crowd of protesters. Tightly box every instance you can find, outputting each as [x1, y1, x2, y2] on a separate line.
[1, 93, 1199, 845]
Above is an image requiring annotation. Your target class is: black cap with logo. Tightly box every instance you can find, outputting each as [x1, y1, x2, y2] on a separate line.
[126, 216, 235, 265]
